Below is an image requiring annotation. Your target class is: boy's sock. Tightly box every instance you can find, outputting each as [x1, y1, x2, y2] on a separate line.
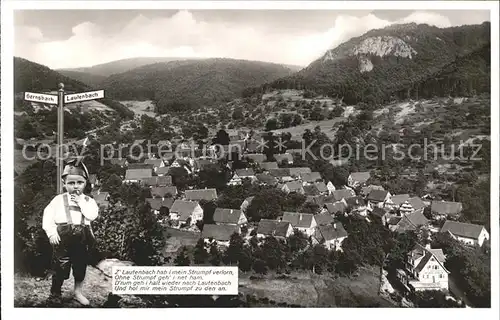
[74, 280, 90, 305]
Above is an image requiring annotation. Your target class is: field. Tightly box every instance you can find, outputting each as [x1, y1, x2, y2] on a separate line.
[162, 227, 201, 257]
[120, 100, 157, 117]
[270, 117, 347, 140]
[238, 266, 396, 307]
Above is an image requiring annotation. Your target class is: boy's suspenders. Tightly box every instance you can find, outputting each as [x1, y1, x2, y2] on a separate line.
[62, 193, 85, 225]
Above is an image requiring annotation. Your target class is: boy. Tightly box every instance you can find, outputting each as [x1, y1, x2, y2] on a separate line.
[42, 160, 99, 305]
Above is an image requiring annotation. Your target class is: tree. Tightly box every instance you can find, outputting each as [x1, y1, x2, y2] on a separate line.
[174, 247, 191, 266]
[223, 233, 245, 266]
[193, 239, 209, 264]
[209, 242, 222, 266]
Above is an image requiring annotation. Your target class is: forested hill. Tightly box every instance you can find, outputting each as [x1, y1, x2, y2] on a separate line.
[99, 58, 297, 113]
[243, 22, 491, 104]
[14, 57, 134, 119]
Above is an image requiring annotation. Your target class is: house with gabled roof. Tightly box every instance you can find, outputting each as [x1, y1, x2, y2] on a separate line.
[143, 175, 173, 187]
[367, 189, 392, 209]
[240, 196, 254, 214]
[345, 196, 368, 216]
[124, 168, 153, 184]
[303, 184, 320, 197]
[213, 208, 248, 226]
[281, 212, 317, 237]
[288, 167, 311, 178]
[169, 200, 203, 226]
[431, 201, 463, 220]
[144, 159, 165, 172]
[361, 184, 384, 197]
[202, 224, 241, 247]
[268, 168, 294, 182]
[385, 194, 410, 211]
[347, 171, 371, 188]
[244, 153, 267, 164]
[314, 213, 335, 226]
[282, 181, 305, 194]
[256, 219, 293, 239]
[228, 168, 257, 186]
[260, 161, 278, 171]
[322, 201, 348, 215]
[274, 153, 294, 165]
[312, 222, 348, 251]
[151, 186, 178, 198]
[326, 181, 336, 194]
[300, 172, 323, 184]
[331, 189, 356, 202]
[145, 197, 175, 216]
[388, 210, 430, 233]
[255, 173, 278, 186]
[440, 220, 489, 247]
[156, 166, 171, 176]
[185, 188, 218, 202]
[407, 197, 427, 212]
[401, 243, 450, 292]
[128, 163, 154, 170]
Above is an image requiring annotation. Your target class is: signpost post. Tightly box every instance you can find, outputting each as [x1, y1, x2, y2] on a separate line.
[24, 83, 105, 194]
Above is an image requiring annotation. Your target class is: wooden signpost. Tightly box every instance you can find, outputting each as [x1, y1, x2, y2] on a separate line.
[24, 83, 105, 194]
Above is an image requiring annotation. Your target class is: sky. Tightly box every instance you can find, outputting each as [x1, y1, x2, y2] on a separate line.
[14, 9, 491, 69]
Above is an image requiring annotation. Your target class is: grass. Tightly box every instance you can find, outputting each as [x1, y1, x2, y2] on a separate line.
[121, 100, 157, 118]
[270, 117, 346, 139]
[163, 227, 201, 256]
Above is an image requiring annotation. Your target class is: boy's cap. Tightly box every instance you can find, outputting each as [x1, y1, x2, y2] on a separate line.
[62, 157, 89, 179]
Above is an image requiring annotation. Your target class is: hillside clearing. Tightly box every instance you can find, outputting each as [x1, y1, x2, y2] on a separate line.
[121, 100, 157, 117]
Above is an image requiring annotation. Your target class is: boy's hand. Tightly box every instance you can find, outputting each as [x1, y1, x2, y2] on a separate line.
[70, 194, 81, 206]
[49, 234, 60, 245]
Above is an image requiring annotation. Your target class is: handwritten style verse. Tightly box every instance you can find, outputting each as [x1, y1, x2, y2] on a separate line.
[112, 266, 238, 295]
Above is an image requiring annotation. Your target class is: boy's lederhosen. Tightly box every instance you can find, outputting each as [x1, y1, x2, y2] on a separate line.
[50, 193, 93, 295]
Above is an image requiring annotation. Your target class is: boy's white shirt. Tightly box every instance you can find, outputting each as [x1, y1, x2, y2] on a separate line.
[42, 192, 99, 239]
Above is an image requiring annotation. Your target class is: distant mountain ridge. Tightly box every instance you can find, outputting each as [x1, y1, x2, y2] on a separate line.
[57, 57, 192, 77]
[99, 58, 298, 113]
[247, 22, 491, 104]
[14, 57, 134, 119]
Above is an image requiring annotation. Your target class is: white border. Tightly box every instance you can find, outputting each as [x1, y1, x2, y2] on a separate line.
[1, 1, 499, 320]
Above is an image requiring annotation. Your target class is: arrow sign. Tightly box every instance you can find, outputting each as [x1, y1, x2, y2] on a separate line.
[64, 89, 105, 104]
[24, 92, 59, 104]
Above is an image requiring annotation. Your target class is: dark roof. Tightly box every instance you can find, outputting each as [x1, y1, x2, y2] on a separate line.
[314, 181, 328, 193]
[269, 168, 291, 177]
[256, 219, 291, 237]
[314, 214, 335, 226]
[288, 167, 311, 176]
[146, 197, 175, 210]
[275, 153, 294, 163]
[332, 189, 356, 202]
[390, 194, 410, 206]
[431, 201, 463, 216]
[284, 181, 303, 192]
[185, 188, 218, 201]
[361, 184, 384, 195]
[255, 173, 278, 185]
[324, 202, 347, 214]
[393, 210, 429, 233]
[371, 207, 387, 217]
[345, 196, 366, 208]
[128, 163, 154, 170]
[282, 212, 314, 228]
[235, 168, 255, 177]
[408, 197, 426, 211]
[260, 162, 278, 170]
[303, 184, 320, 196]
[151, 186, 178, 198]
[440, 220, 485, 239]
[300, 172, 322, 183]
[125, 168, 152, 180]
[244, 153, 266, 163]
[144, 159, 164, 167]
[314, 222, 348, 241]
[170, 200, 200, 220]
[367, 189, 390, 202]
[410, 244, 448, 274]
[213, 208, 244, 224]
[201, 224, 240, 241]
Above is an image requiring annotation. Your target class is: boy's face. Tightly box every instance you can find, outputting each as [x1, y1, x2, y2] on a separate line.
[63, 174, 87, 194]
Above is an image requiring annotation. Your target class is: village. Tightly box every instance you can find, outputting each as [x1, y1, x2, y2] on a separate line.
[79, 125, 490, 302]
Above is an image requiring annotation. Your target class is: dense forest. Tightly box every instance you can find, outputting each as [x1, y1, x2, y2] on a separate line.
[99, 58, 296, 113]
[14, 57, 134, 119]
[242, 22, 491, 105]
